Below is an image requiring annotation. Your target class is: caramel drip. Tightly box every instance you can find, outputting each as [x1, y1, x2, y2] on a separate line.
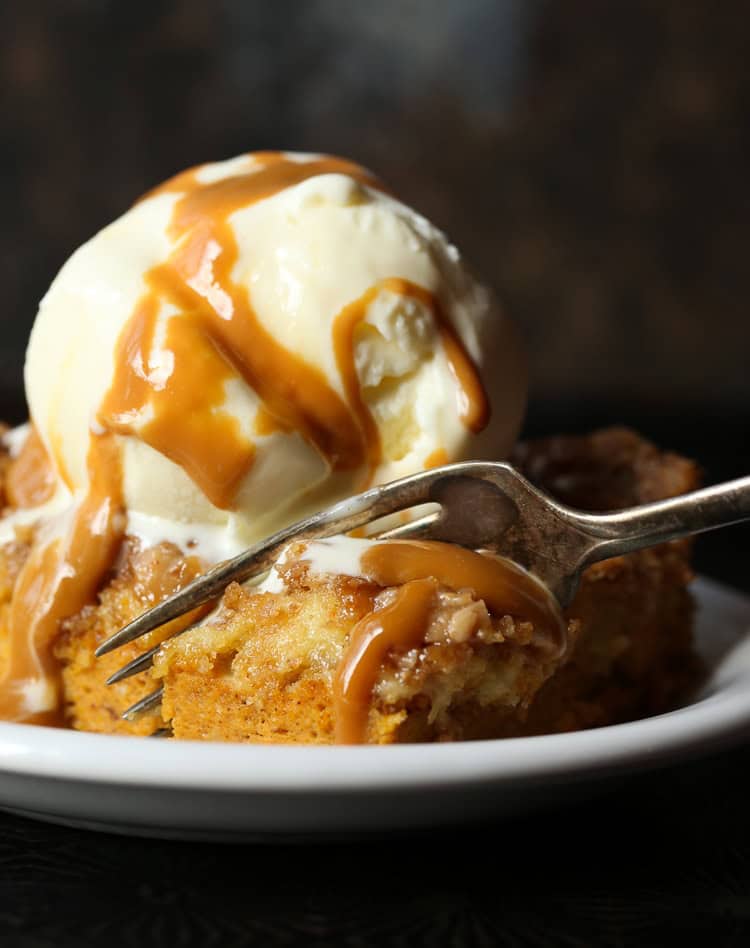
[333, 540, 566, 743]
[100, 294, 256, 509]
[331, 287, 384, 479]
[99, 153, 386, 508]
[441, 329, 490, 434]
[361, 541, 564, 638]
[253, 406, 292, 437]
[0, 434, 125, 724]
[424, 448, 449, 469]
[334, 578, 438, 744]
[4, 426, 56, 509]
[380, 279, 489, 434]
[332, 278, 489, 467]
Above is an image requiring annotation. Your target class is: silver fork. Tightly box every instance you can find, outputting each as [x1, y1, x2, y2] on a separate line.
[94, 460, 750, 723]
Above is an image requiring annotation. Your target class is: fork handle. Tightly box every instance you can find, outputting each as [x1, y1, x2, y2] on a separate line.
[581, 475, 750, 562]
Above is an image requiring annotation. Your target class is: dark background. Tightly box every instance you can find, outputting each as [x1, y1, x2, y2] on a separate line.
[1, 3, 750, 944]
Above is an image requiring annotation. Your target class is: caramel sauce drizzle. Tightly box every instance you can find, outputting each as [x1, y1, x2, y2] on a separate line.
[253, 406, 292, 437]
[374, 279, 489, 435]
[331, 277, 489, 479]
[334, 577, 438, 744]
[333, 540, 566, 744]
[99, 153, 384, 508]
[100, 293, 257, 510]
[424, 448, 449, 469]
[4, 426, 56, 509]
[0, 434, 125, 723]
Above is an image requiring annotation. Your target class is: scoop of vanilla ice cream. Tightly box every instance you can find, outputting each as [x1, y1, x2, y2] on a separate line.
[24, 153, 526, 560]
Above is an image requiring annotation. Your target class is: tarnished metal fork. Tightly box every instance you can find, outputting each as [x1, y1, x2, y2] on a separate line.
[95, 461, 750, 723]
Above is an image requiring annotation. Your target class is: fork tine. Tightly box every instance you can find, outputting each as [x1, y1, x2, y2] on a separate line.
[95, 559, 252, 657]
[105, 611, 208, 685]
[122, 685, 164, 721]
[96, 470, 442, 658]
[106, 643, 161, 685]
[372, 510, 439, 541]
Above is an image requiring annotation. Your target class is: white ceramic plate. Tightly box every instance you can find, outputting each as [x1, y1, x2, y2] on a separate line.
[1, 577, 749, 840]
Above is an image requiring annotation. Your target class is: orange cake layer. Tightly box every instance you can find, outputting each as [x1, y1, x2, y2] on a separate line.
[0, 427, 700, 741]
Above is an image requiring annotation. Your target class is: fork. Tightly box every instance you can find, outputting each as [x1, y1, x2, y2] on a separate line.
[94, 460, 750, 723]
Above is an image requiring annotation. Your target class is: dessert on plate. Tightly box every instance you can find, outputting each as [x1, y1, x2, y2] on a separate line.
[0, 152, 698, 742]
